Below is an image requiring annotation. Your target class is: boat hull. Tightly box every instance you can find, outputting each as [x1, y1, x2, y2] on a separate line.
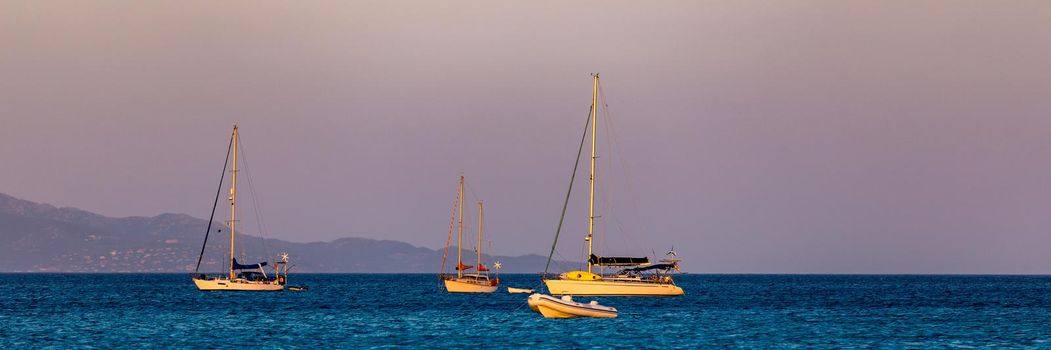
[543, 278, 684, 296]
[527, 294, 617, 318]
[507, 287, 534, 294]
[444, 278, 498, 293]
[193, 278, 284, 291]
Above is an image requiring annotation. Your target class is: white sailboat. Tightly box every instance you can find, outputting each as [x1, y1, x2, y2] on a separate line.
[191, 125, 289, 291]
[441, 176, 499, 293]
[540, 74, 684, 297]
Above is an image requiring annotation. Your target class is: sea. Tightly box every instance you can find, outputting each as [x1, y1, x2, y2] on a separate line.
[2, 274, 1051, 348]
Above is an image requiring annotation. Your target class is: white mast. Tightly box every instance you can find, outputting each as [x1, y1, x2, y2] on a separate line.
[587, 74, 598, 274]
[457, 175, 464, 279]
[229, 125, 238, 280]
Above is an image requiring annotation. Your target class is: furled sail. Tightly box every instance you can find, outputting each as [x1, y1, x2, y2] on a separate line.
[621, 263, 678, 273]
[589, 254, 649, 266]
[456, 262, 474, 271]
[477, 263, 489, 272]
[232, 258, 268, 270]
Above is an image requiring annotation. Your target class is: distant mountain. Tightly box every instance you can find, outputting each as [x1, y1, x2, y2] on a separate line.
[0, 193, 567, 273]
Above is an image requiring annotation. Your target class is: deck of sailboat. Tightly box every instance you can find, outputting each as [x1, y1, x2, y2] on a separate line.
[443, 277, 497, 285]
[588, 275, 674, 283]
[456, 273, 493, 280]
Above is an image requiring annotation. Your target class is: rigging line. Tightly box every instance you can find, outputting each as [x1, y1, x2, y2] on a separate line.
[439, 183, 460, 279]
[497, 296, 535, 324]
[599, 101, 629, 255]
[235, 137, 253, 259]
[598, 81, 617, 232]
[458, 175, 481, 253]
[235, 136, 272, 261]
[595, 80, 612, 257]
[580, 239, 587, 271]
[600, 81, 650, 254]
[464, 181, 483, 204]
[457, 197, 475, 232]
[194, 132, 233, 274]
[542, 107, 593, 279]
[597, 130, 614, 254]
[462, 182, 484, 255]
[552, 249, 572, 267]
[593, 83, 620, 258]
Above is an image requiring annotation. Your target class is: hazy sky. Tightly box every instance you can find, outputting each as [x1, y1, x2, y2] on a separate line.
[3, 1, 1051, 273]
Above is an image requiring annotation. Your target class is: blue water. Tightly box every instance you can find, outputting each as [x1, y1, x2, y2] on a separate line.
[3, 274, 1051, 348]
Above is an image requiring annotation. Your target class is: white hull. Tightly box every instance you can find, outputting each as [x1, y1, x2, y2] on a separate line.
[507, 287, 534, 294]
[444, 278, 498, 293]
[543, 278, 684, 296]
[193, 277, 284, 291]
[527, 293, 617, 318]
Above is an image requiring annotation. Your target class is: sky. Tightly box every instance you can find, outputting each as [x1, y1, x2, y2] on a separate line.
[2, 1, 1051, 273]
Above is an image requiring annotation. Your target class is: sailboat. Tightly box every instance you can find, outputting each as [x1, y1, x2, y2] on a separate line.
[540, 74, 684, 297]
[440, 176, 499, 293]
[191, 125, 290, 291]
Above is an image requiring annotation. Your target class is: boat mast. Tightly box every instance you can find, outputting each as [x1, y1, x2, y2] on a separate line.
[587, 74, 599, 274]
[229, 125, 238, 280]
[477, 200, 484, 275]
[457, 175, 464, 279]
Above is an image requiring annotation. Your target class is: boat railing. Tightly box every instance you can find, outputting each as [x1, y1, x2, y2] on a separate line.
[601, 275, 676, 284]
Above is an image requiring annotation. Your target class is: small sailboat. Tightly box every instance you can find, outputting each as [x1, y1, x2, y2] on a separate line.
[191, 125, 290, 291]
[440, 176, 499, 293]
[507, 287, 534, 294]
[527, 294, 617, 318]
[540, 74, 684, 297]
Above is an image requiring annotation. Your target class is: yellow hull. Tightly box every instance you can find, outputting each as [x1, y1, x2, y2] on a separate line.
[543, 278, 684, 296]
[527, 294, 617, 318]
[193, 278, 284, 291]
[444, 278, 499, 293]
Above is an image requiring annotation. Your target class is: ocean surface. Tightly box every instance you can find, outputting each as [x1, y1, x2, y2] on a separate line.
[3, 274, 1051, 348]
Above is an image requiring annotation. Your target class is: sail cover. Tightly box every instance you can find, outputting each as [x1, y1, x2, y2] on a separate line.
[456, 262, 474, 271]
[477, 263, 489, 272]
[589, 254, 648, 266]
[232, 258, 268, 270]
[621, 263, 677, 273]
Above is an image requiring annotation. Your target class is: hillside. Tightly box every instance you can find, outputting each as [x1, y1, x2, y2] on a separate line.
[0, 193, 566, 273]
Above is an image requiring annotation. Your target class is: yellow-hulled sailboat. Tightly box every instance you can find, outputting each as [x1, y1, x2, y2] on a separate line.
[540, 74, 684, 297]
[191, 125, 289, 291]
[440, 176, 499, 293]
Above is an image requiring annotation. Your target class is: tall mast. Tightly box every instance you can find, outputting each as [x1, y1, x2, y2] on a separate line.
[457, 175, 464, 279]
[229, 125, 238, 280]
[587, 74, 599, 274]
[477, 200, 484, 274]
